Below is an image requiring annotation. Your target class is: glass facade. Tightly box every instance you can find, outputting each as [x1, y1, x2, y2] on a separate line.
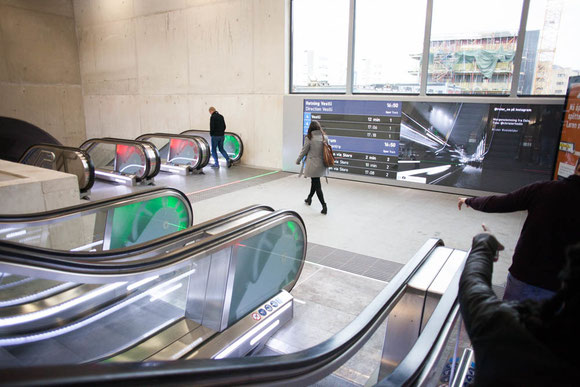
[291, 0, 579, 96]
[291, 0, 350, 93]
[353, 0, 427, 94]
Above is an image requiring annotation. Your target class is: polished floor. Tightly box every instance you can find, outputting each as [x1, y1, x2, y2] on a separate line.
[90, 163, 525, 385]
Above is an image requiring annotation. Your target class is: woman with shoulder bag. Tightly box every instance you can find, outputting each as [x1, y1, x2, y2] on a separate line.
[296, 120, 329, 214]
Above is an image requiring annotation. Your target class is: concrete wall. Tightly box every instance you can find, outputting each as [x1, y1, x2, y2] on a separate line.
[74, 0, 287, 169]
[0, 0, 86, 146]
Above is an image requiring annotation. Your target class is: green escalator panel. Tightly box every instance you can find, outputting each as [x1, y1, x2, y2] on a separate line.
[109, 196, 190, 249]
[223, 135, 240, 159]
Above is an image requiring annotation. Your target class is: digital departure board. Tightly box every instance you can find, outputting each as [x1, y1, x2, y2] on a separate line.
[303, 100, 402, 179]
[302, 99, 563, 193]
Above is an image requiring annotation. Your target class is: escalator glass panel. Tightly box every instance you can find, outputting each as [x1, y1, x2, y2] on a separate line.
[223, 135, 240, 160]
[228, 220, 304, 325]
[0, 193, 192, 251]
[108, 196, 190, 249]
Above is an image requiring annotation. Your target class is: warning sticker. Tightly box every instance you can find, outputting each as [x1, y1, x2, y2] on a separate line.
[252, 312, 261, 321]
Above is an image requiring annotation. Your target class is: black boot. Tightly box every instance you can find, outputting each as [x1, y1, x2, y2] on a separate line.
[304, 197, 312, 205]
[321, 204, 327, 214]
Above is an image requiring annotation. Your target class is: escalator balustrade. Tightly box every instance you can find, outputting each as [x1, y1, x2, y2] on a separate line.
[0, 198, 306, 369]
[79, 138, 160, 186]
[19, 144, 95, 198]
[136, 133, 210, 174]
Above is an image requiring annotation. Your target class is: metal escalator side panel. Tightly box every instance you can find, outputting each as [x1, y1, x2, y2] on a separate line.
[421, 249, 468, 333]
[187, 291, 293, 359]
[377, 250, 469, 387]
[378, 246, 454, 380]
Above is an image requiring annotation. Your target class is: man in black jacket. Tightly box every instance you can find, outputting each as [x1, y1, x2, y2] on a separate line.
[457, 158, 580, 301]
[459, 233, 578, 386]
[208, 106, 232, 168]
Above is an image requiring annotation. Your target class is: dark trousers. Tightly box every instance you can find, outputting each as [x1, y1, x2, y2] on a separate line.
[211, 136, 230, 165]
[308, 177, 325, 205]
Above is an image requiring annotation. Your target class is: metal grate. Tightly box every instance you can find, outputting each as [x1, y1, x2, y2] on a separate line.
[306, 242, 403, 282]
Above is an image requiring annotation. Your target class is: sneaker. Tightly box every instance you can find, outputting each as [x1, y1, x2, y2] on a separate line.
[210, 164, 219, 168]
[227, 160, 232, 168]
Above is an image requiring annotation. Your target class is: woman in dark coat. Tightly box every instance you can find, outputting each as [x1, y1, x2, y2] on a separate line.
[296, 121, 329, 214]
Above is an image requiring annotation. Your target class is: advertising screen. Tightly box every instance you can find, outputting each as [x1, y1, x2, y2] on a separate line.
[554, 76, 580, 179]
[303, 99, 563, 193]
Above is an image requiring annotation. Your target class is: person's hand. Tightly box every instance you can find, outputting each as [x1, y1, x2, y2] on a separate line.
[481, 223, 504, 261]
[458, 197, 468, 210]
[296, 160, 300, 165]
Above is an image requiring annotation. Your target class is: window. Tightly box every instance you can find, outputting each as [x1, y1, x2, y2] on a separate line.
[291, 0, 350, 93]
[518, 0, 580, 95]
[428, 0, 523, 95]
[352, 0, 427, 94]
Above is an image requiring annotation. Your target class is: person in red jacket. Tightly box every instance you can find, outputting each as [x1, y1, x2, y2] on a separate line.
[457, 158, 580, 301]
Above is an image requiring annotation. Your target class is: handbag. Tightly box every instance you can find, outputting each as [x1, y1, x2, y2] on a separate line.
[321, 135, 335, 168]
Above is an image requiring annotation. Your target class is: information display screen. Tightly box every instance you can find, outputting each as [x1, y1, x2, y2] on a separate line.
[303, 99, 563, 193]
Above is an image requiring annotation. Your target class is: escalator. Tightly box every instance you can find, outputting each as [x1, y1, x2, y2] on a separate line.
[181, 130, 243, 164]
[0, 191, 306, 371]
[0, 226, 472, 385]
[18, 144, 95, 198]
[79, 138, 161, 186]
[135, 133, 211, 174]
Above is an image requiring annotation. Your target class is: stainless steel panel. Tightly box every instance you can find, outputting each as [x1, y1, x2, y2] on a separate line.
[407, 247, 453, 292]
[429, 250, 467, 295]
[109, 318, 198, 362]
[160, 164, 191, 175]
[201, 248, 233, 332]
[420, 249, 467, 334]
[378, 287, 426, 379]
[184, 256, 212, 324]
[187, 291, 293, 359]
[94, 170, 136, 186]
[147, 324, 215, 361]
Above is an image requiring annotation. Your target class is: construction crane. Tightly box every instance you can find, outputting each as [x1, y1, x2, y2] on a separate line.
[532, 0, 564, 93]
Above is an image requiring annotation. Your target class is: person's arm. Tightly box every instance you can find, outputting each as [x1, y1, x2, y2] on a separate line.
[296, 137, 311, 164]
[462, 182, 540, 213]
[459, 233, 504, 338]
[210, 114, 217, 132]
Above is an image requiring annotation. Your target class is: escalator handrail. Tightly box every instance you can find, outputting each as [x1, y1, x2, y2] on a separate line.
[136, 133, 207, 170]
[0, 204, 273, 261]
[0, 188, 192, 226]
[0, 209, 306, 280]
[378, 256, 465, 386]
[18, 143, 96, 193]
[137, 139, 162, 178]
[0, 240, 442, 387]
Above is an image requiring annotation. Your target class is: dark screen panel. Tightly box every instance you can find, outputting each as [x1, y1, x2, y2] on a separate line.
[303, 99, 563, 193]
